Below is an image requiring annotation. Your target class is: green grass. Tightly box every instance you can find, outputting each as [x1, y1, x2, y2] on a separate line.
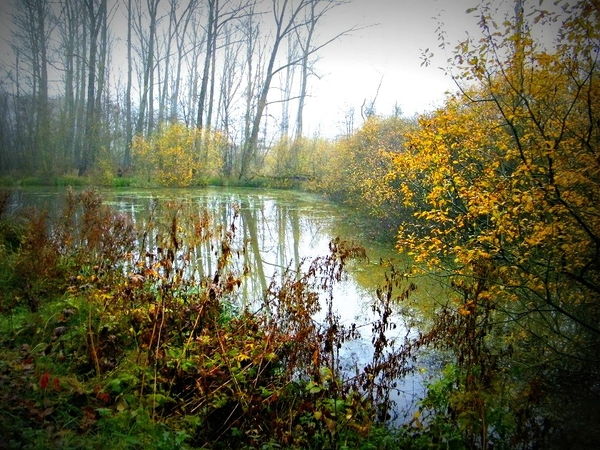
[52, 175, 89, 187]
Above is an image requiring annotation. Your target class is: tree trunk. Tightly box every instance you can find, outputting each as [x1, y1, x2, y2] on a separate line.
[136, 0, 161, 136]
[80, 0, 105, 176]
[197, 0, 216, 129]
[124, 0, 133, 168]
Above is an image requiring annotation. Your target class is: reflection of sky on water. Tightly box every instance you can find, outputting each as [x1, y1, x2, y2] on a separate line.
[8, 185, 399, 312]
[10, 186, 426, 420]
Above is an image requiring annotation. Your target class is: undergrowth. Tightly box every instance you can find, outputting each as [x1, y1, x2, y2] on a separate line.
[0, 188, 421, 449]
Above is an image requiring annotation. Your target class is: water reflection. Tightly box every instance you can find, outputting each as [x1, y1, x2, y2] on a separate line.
[10, 186, 414, 324]
[9, 186, 433, 420]
[8, 185, 432, 325]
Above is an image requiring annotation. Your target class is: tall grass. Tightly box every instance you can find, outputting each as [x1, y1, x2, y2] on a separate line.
[0, 189, 420, 449]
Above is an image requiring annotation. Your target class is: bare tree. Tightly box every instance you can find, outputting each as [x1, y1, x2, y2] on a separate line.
[360, 72, 383, 121]
[196, 0, 250, 132]
[156, 0, 176, 125]
[294, 0, 340, 139]
[341, 104, 355, 137]
[279, 33, 298, 138]
[124, 0, 134, 167]
[239, 0, 354, 179]
[55, 0, 85, 169]
[9, 0, 52, 172]
[196, 0, 216, 130]
[169, 0, 201, 123]
[239, 2, 264, 178]
[240, 0, 310, 179]
[134, 0, 161, 137]
[78, 0, 108, 175]
[217, 23, 244, 176]
[182, 12, 206, 126]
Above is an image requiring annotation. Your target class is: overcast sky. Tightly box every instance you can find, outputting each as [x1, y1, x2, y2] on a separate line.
[0, 0, 566, 139]
[304, 0, 572, 137]
[302, 0, 482, 137]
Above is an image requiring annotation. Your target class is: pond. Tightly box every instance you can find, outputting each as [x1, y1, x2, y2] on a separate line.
[7, 186, 446, 420]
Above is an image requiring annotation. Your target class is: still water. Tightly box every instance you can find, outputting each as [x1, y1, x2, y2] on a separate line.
[9, 185, 407, 297]
[8, 186, 445, 419]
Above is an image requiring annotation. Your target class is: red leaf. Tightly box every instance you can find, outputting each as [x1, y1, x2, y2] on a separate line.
[53, 377, 61, 392]
[96, 392, 110, 403]
[40, 372, 50, 390]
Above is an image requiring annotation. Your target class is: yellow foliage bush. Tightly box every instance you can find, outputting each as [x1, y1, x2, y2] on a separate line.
[264, 135, 335, 184]
[320, 115, 415, 223]
[133, 123, 226, 187]
[388, 0, 600, 372]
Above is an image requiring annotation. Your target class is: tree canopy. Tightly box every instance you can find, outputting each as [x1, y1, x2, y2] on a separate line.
[381, 0, 600, 446]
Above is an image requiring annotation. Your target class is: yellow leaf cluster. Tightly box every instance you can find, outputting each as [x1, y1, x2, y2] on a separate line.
[321, 115, 415, 220]
[133, 122, 226, 187]
[387, 10, 600, 314]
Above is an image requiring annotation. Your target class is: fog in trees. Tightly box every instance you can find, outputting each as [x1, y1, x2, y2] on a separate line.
[0, 0, 354, 179]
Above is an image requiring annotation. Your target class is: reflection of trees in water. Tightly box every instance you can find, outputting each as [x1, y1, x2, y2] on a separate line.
[12, 188, 392, 302]
[240, 204, 268, 300]
[11, 187, 427, 407]
[237, 196, 316, 307]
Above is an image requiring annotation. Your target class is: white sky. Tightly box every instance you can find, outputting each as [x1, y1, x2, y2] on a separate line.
[303, 0, 571, 137]
[301, 0, 483, 137]
[0, 0, 567, 140]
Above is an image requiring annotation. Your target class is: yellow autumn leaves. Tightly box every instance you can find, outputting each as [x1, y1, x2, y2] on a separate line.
[385, 1, 600, 331]
[318, 115, 414, 224]
[133, 123, 226, 187]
